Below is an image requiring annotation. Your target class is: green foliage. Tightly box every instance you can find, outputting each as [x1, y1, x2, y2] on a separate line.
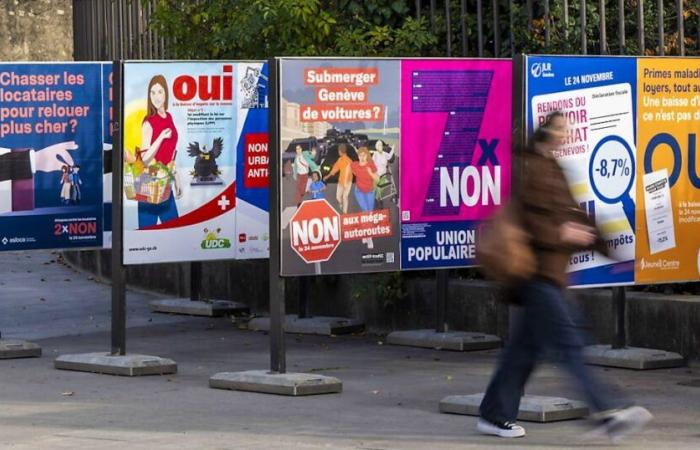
[145, 1, 700, 60]
[145, 0, 436, 59]
[352, 272, 408, 310]
[341, 0, 411, 28]
[509, 0, 700, 56]
[334, 16, 438, 57]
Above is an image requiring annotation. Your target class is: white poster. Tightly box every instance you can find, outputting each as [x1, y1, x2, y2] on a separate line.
[122, 61, 239, 264]
[531, 83, 636, 275]
[643, 169, 676, 255]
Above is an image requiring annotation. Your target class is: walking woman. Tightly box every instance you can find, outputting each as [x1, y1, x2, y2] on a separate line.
[477, 112, 652, 442]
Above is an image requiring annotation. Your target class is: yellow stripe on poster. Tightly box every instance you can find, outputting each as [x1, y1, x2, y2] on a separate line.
[570, 183, 589, 197]
[599, 219, 631, 234]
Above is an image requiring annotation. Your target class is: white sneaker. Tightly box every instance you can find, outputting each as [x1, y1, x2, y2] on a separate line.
[476, 418, 526, 438]
[606, 406, 653, 443]
[587, 406, 653, 443]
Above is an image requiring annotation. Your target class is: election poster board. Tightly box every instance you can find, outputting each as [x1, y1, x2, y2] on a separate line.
[526, 55, 637, 287]
[276, 55, 700, 284]
[122, 61, 243, 264]
[400, 59, 512, 269]
[235, 62, 271, 259]
[635, 58, 700, 284]
[279, 58, 401, 276]
[0, 62, 104, 251]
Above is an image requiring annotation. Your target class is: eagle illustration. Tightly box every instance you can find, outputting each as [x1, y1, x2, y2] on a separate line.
[188, 137, 223, 179]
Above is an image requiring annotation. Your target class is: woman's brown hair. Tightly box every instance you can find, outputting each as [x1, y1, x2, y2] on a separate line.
[146, 75, 169, 117]
[527, 111, 565, 153]
[357, 146, 371, 159]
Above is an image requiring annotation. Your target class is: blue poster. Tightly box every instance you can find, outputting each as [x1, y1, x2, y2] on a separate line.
[235, 62, 270, 259]
[0, 63, 103, 250]
[526, 56, 637, 287]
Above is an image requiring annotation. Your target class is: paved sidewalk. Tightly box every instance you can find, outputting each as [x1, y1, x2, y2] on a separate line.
[1, 251, 699, 449]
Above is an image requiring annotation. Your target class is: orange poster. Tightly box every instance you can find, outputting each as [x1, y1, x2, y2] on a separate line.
[636, 58, 700, 283]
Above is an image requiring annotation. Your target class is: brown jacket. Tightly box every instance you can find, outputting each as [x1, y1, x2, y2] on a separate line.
[519, 150, 604, 287]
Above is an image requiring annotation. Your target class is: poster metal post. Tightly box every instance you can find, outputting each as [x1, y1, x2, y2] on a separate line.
[298, 277, 310, 320]
[612, 286, 626, 349]
[111, 60, 126, 356]
[55, 61, 177, 376]
[190, 262, 202, 302]
[209, 59, 340, 395]
[435, 270, 448, 333]
[387, 56, 505, 352]
[268, 58, 286, 374]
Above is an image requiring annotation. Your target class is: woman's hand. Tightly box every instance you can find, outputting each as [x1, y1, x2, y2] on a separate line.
[158, 128, 172, 141]
[124, 149, 137, 164]
[560, 221, 595, 246]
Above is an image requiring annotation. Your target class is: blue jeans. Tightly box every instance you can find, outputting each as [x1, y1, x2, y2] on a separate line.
[354, 187, 375, 212]
[138, 194, 179, 228]
[71, 184, 81, 203]
[479, 280, 622, 423]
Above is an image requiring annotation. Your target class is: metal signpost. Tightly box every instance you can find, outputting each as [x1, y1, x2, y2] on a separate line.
[209, 59, 342, 395]
[54, 61, 177, 376]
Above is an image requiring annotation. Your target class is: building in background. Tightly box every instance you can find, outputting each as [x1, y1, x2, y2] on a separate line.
[0, 0, 72, 61]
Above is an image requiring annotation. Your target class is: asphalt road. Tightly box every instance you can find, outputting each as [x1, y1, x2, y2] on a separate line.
[1, 251, 699, 449]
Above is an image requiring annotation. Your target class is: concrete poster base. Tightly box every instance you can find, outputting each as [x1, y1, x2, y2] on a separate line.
[440, 393, 589, 423]
[584, 345, 685, 370]
[0, 339, 42, 359]
[386, 330, 501, 351]
[54, 352, 177, 376]
[149, 298, 249, 317]
[247, 315, 364, 336]
[209, 370, 342, 396]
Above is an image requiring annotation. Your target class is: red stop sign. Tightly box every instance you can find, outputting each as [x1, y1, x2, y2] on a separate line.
[289, 199, 342, 263]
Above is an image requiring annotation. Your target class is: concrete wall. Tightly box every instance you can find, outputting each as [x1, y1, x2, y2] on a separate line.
[64, 249, 700, 361]
[64, 249, 270, 311]
[0, 0, 73, 61]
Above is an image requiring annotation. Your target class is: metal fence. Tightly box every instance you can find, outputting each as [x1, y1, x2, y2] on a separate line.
[74, 1, 696, 61]
[415, 0, 694, 57]
[73, 0, 171, 61]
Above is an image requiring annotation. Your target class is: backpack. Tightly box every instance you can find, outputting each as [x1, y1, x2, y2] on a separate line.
[476, 200, 536, 284]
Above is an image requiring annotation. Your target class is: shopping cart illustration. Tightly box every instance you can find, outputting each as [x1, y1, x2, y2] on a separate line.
[125, 167, 173, 204]
[375, 165, 397, 206]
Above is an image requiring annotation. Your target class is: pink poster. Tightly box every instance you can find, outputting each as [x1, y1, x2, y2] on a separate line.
[400, 59, 512, 269]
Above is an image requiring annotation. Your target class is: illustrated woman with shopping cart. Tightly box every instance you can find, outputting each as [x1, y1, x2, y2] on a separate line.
[125, 75, 183, 228]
